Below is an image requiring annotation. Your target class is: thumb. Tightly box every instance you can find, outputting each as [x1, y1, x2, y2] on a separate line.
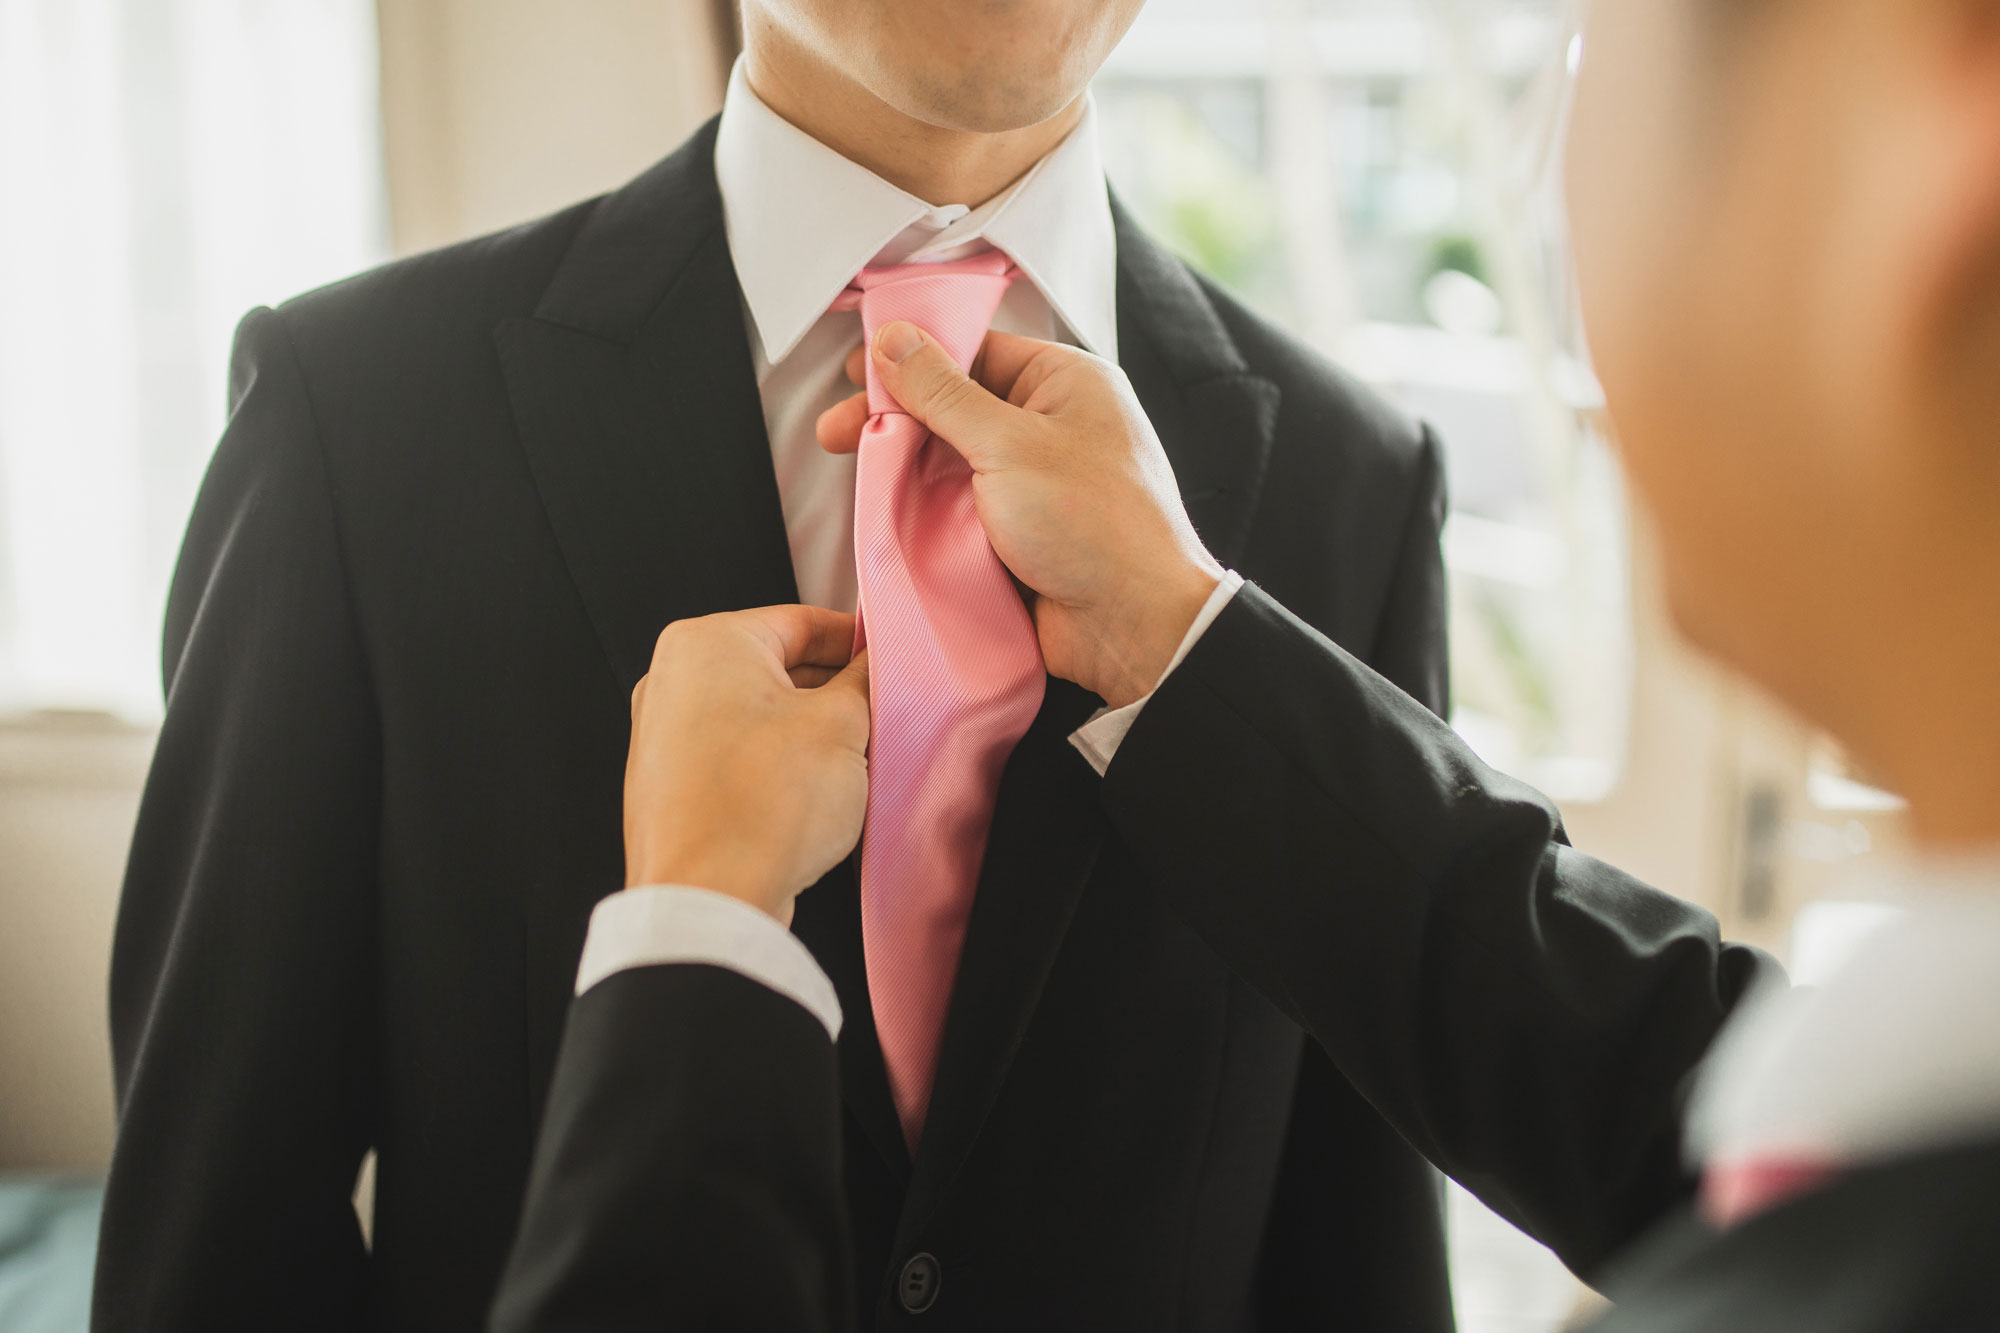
[817, 648, 872, 739]
[872, 323, 1017, 471]
[826, 646, 869, 702]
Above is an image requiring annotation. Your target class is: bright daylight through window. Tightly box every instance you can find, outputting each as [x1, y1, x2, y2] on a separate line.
[1097, 4, 1610, 1327]
[1097, 0, 1625, 808]
[0, 0, 390, 717]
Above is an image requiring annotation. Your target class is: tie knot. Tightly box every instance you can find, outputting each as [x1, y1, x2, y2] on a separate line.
[834, 253, 1017, 415]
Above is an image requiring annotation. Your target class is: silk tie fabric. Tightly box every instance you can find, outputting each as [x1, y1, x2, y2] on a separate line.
[832, 252, 1046, 1151]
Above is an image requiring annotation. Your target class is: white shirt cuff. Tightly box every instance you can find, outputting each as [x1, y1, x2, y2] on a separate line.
[1068, 571, 1244, 777]
[574, 886, 843, 1041]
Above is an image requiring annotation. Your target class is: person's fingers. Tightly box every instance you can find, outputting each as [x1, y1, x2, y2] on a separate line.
[825, 332, 1082, 457]
[739, 605, 858, 674]
[871, 323, 1018, 470]
[835, 646, 868, 699]
[972, 331, 1061, 401]
[817, 648, 872, 736]
[815, 390, 870, 455]
[976, 331, 1104, 410]
[786, 663, 842, 688]
[1003, 342, 1089, 409]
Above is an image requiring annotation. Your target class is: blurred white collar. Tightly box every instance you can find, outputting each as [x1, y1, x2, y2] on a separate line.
[713, 59, 1117, 366]
[1688, 853, 2000, 1172]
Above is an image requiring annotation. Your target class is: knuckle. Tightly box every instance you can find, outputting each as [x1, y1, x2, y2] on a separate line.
[928, 367, 977, 418]
[652, 613, 718, 662]
[653, 618, 688, 656]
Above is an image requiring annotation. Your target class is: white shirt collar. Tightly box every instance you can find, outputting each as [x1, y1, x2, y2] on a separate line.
[1688, 853, 2000, 1171]
[713, 59, 1118, 367]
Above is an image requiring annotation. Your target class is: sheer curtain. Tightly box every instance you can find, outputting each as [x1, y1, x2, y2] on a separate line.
[0, 0, 388, 718]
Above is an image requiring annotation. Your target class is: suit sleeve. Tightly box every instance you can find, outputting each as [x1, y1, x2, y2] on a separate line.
[489, 965, 852, 1333]
[1103, 566, 1773, 1279]
[95, 308, 381, 1330]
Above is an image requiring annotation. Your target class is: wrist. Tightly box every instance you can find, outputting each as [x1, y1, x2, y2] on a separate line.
[626, 838, 792, 922]
[1094, 558, 1223, 709]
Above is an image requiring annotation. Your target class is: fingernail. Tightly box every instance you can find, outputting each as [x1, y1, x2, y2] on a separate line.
[877, 322, 925, 363]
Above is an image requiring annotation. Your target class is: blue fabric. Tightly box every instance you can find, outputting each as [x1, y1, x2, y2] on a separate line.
[0, 1177, 102, 1333]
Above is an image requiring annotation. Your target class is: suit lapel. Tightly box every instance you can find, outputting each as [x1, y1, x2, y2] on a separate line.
[895, 202, 1282, 1242]
[493, 118, 799, 694]
[500, 121, 910, 1158]
[1110, 196, 1281, 571]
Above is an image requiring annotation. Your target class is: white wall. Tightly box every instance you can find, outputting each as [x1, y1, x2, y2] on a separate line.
[374, 0, 732, 254]
[0, 715, 150, 1168]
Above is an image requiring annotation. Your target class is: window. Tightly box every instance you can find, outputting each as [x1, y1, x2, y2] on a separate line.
[0, 0, 390, 717]
[1094, 3, 1609, 1327]
[1096, 0, 1627, 807]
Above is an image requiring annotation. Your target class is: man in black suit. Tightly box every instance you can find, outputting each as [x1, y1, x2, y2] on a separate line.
[532, 0, 2000, 1322]
[97, 1, 1480, 1329]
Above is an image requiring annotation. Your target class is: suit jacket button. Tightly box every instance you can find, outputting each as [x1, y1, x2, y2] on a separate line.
[898, 1252, 941, 1313]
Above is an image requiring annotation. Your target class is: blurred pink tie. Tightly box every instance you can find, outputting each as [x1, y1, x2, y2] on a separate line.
[832, 251, 1045, 1151]
[1701, 1155, 1842, 1228]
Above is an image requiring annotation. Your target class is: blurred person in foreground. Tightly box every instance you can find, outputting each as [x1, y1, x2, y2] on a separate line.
[97, 0, 1481, 1329]
[495, 0, 2000, 1328]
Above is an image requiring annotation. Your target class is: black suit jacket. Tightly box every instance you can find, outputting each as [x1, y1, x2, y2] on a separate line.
[496, 975, 2000, 1333]
[496, 592, 1797, 1332]
[98, 118, 1454, 1332]
[1579, 1139, 2000, 1332]
[496, 588, 1768, 1328]
[491, 964, 853, 1333]
[1100, 584, 1774, 1277]
[496, 580, 1982, 1333]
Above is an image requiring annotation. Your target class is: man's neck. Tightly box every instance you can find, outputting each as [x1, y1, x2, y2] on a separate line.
[1840, 584, 2000, 853]
[1886, 716, 2000, 854]
[741, 34, 1084, 207]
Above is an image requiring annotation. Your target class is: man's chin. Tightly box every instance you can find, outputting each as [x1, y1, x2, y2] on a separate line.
[877, 69, 1086, 136]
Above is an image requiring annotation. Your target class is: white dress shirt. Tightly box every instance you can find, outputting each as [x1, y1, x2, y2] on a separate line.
[575, 63, 1244, 1026]
[716, 57, 1117, 615]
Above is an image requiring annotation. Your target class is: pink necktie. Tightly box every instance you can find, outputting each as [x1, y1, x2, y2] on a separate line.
[832, 252, 1046, 1151]
[1700, 1155, 1841, 1228]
